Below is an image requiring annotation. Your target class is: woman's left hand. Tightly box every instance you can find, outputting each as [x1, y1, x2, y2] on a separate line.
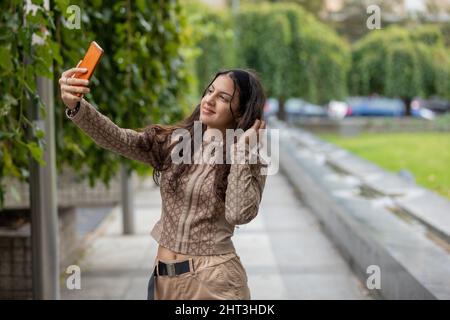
[236, 119, 266, 149]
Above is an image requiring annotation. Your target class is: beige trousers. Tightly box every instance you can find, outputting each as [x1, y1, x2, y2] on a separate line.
[150, 252, 251, 300]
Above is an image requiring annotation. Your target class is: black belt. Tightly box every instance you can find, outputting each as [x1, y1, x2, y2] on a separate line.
[147, 260, 191, 300]
[157, 260, 191, 277]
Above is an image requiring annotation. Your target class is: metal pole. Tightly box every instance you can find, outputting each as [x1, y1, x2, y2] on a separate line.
[27, 0, 60, 300]
[30, 78, 60, 300]
[121, 164, 135, 234]
[231, 0, 240, 15]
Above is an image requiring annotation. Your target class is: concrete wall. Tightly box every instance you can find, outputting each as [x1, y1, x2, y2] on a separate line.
[271, 118, 450, 299]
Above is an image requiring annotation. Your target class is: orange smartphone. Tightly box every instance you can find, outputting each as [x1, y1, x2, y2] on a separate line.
[72, 41, 104, 96]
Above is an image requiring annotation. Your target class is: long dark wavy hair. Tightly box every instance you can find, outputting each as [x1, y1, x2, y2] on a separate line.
[139, 68, 266, 202]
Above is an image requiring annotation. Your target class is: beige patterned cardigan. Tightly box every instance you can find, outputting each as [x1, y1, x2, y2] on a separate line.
[67, 99, 267, 255]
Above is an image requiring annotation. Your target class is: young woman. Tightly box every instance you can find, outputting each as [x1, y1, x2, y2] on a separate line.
[59, 67, 268, 300]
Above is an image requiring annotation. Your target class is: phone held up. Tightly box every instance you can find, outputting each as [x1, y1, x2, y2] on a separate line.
[71, 41, 104, 97]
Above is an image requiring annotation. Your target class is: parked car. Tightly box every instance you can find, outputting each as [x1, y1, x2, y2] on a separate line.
[327, 100, 350, 119]
[264, 98, 279, 118]
[285, 98, 327, 118]
[345, 96, 405, 117]
[411, 97, 450, 115]
[411, 106, 436, 120]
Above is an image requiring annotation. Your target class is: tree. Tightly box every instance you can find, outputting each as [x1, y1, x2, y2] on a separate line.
[234, 3, 350, 119]
[183, 1, 237, 97]
[237, 0, 325, 18]
[351, 25, 450, 115]
[0, 0, 191, 208]
[325, 0, 402, 42]
[53, 0, 191, 187]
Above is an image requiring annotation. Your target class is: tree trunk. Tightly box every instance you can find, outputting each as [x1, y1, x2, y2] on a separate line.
[278, 95, 286, 121]
[403, 96, 412, 116]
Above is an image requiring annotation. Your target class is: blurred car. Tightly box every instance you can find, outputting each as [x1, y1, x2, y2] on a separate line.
[411, 97, 450, 115]
[264, 98, 279, 118]
[345, 96, 405, 117]
[411, 106, 436, 120]
[410, 98, 436, 120]
[285, 98, 327, 118]
[327, 100, 350, 119]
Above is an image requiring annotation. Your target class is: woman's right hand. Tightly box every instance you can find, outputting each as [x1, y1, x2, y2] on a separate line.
[59, 64, 90, 109]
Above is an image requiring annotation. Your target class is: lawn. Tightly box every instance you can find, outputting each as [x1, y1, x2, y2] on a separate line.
[318, 132, 450, 199]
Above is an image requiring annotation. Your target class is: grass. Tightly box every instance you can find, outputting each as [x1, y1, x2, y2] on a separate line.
[318, 132, 450, 199]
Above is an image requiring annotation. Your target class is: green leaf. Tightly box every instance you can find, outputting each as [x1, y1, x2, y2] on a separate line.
[1, 94, 18, 117]
[0, 131, 16, 140]
[2, 145, 21, 177]
[35, 128, 45, 139]
[50, 40, 63, 65]
[27, 142, 46, 166]
[38, 99, 47, 118]
[0, 46, 13, 74]
[55, 0, 71, 12]
[64, 140, 86, 157]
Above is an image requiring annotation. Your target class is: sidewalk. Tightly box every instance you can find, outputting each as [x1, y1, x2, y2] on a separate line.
[61, 171, 372, 300]
[60, 176, 160, 300]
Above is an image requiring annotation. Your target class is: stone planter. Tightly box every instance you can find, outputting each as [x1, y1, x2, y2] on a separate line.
[0, 207, 77, 299]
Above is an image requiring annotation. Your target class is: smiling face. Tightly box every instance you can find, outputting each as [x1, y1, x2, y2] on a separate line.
[199, 74, 241, 134]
